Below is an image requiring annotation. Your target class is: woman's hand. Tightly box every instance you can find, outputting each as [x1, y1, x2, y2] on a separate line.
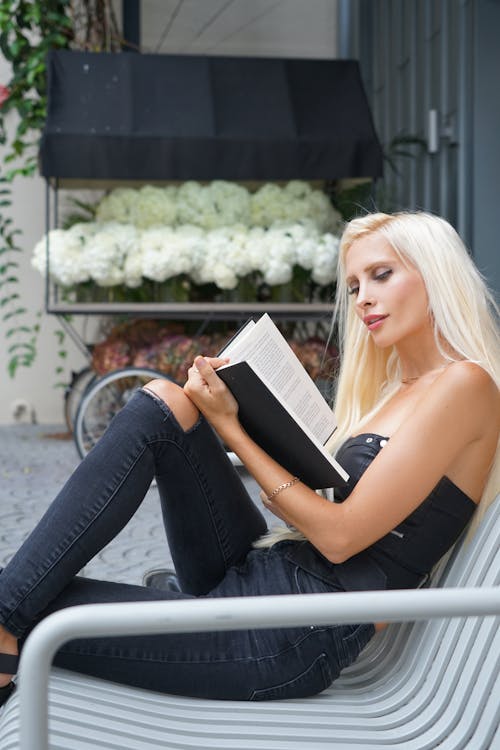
[183, 356, 239, 437]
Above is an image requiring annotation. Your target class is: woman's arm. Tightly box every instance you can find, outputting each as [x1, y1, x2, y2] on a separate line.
[183, 354, 328, 516]
[185, 358, 499, 564]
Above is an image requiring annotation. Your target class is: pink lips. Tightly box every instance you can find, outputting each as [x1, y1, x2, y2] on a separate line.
[363, 314, 388, 331]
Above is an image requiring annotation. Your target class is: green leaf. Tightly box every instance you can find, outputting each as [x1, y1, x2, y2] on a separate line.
[3, 306, 27, 320]
[8, 342, 31, 353]
[0, 293, 20, 306]
[0, 261, 19, 273]
[6, 325, 31, 336]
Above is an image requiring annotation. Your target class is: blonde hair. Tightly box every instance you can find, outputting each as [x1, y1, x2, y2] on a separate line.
[331, 211, 499, 534]
[256, 210, 499, 547]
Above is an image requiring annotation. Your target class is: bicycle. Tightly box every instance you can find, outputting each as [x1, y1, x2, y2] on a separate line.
[72, 366, 168, 459]
[70, 365, 242, 467]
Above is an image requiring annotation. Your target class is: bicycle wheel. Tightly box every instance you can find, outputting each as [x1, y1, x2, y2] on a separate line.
[74, 367, 169, 459]
[64, 366, 97, 433]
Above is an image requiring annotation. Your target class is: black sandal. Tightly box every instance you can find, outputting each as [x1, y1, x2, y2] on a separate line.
[0, 653, 18, 707]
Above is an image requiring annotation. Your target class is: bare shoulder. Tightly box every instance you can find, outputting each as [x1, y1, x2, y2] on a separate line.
[437, 361, 497, 396]
[431, 361, 499, 430]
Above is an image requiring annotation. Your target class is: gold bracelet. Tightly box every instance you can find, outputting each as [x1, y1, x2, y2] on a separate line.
[266, 477, 300, 502]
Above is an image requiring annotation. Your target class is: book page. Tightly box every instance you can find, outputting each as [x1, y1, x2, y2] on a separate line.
[221, 314, 336, 444]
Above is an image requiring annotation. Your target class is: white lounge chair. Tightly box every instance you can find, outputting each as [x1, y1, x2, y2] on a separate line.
[0, 497, 499, 750]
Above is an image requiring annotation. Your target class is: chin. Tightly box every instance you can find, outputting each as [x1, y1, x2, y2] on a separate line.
[369, 331, 395, 348]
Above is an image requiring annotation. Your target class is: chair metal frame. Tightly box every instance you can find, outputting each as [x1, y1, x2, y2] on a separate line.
[1, 498, 498, 750]
[17, 587, 500, 750]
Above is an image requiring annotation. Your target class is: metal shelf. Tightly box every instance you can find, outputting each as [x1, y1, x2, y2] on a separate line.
[46, 300, 334, 320]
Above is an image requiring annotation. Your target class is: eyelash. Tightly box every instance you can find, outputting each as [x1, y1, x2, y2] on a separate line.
[347, 269, 392, 296]
[375, 269, 392, 282]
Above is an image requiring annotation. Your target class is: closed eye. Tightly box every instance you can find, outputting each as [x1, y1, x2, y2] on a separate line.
[346, 268, 392, 296]
[374, 269, 392, 282]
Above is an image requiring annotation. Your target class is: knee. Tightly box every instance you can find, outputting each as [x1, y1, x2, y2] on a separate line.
[144, 378, 199, 431]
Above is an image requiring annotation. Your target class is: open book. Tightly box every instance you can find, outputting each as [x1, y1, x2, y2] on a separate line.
[217, 314, 349, 489]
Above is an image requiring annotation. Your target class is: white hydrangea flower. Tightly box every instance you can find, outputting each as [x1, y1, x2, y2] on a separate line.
[176, 181, 207, 226]
[176, 181, 250, 229]
[212, 262, 239, 290]
[140, 227, 193, 282]
[262, 259, 293, 286]
[66, 221, 100, 242]
[260, 227, 297, 286]
[191, 231, 233, 287]
[283, 180, 312, 199]
[84, 222, 137, 286]
[205, 225, 253, 277]
[205, 181, 251, 228]
[250, 183, 285, 227]
[95, 188, 138, 223]
[31, 228, 89, 286]
[131, 185, 178, 228]
[123, 250, 144, 288]
[243, 226, 266, 272]
[311, 233, 340, 285]
[175, 223, 204, 241]
[249, 183, 337, 231]
[295, 237, 321, 271]
[31, 205, 342, 295]
[305, 191, 345, 233]
[93, 180, 338, 234]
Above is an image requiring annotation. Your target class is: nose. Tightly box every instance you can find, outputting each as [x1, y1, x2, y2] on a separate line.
[355, 282, 374, 309]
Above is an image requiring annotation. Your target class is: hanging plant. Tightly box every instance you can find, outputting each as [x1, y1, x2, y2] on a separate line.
[0, 0, 123, 376]
[0, 0, 72, 375]
[0, 176, 38, 375]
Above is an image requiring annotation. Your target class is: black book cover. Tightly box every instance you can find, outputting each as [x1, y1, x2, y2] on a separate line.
[218, 362, 348, 489]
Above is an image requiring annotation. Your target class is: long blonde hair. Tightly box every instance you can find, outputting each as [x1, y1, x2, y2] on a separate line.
[256, 210, 499, 547]
[331, 211, 499, 533]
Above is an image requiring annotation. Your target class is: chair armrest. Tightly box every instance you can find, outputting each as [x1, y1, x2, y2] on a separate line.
[18, 586, 500, 750]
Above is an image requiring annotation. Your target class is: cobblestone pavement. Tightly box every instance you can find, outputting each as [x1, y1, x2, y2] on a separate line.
[0, 425, 268, 586]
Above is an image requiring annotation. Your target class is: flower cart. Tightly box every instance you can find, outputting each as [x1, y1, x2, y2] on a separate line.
[36, 50, 383, 455]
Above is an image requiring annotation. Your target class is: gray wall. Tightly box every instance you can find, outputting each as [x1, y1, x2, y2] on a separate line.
[341, 0, 500, 298]
[472, 0, 500, 296]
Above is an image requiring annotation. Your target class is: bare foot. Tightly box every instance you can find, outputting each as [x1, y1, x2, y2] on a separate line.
[0, 624, 18, 687]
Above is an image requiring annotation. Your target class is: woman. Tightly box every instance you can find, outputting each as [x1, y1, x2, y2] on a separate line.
[1, 211, 499, 703]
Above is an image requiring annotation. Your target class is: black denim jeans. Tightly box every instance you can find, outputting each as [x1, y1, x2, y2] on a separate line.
[0, 389, 373, 700]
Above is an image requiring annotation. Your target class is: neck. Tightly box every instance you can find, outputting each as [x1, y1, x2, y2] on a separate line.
[401, 362, 451, 385]
[396, 333, 456, 384]
[400, 363, 450, 384]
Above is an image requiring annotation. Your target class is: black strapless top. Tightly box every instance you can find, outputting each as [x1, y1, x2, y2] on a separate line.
[285, 433, 476, 591]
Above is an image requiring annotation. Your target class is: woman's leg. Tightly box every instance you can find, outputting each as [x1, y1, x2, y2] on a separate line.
[17, 550, 358, 702]
[141, 380, 267, 595]
[0, 384, 266, 643]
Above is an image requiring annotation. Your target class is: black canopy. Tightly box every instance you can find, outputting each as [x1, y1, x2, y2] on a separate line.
[40, 50, 383, 181]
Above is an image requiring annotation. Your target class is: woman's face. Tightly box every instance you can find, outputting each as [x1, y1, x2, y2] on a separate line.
[345, 233, 431, 350]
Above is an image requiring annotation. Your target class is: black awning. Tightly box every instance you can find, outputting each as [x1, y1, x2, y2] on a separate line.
[40, 50, 383, 181]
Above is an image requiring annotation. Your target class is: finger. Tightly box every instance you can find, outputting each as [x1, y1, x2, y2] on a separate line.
[186, 364, 202, 380]
[194, 356, 219, 383]
[205, 356, 230, 370]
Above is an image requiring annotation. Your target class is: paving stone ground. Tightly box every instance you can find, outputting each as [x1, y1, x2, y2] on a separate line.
[0, 424, 269, 586]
